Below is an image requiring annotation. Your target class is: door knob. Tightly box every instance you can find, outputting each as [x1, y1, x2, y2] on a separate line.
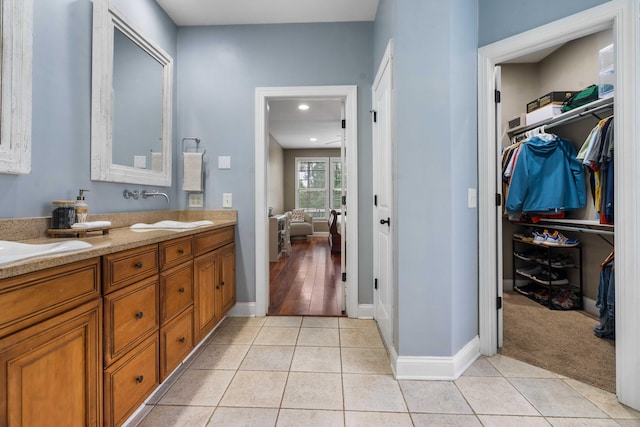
[380, 218, 390, 226]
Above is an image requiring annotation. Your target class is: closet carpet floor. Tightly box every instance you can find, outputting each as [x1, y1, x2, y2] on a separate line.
[128, 315, 640, 426]
[501, 291, 616, 393]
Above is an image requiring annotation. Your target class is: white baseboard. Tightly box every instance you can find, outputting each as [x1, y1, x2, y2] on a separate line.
[357, 304, 374, 319]
[394, 336, 480, 380]
[228, 302, 256, 317]
[583, 296, 598, 317]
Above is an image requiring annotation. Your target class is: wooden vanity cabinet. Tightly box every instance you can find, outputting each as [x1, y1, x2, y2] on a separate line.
[103, 245, 160, 427]
[0, 258, 102, 427]
[193, 228, 236, 341]
[159, 238, 194, 382]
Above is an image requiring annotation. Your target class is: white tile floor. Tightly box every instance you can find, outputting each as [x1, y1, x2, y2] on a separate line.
[130, 316, 640, 427]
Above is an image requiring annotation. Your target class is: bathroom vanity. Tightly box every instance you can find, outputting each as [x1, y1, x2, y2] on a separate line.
[0, 211, 236, 427]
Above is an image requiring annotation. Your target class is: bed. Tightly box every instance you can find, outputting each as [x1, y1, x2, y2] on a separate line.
[328, 210, 342, 253]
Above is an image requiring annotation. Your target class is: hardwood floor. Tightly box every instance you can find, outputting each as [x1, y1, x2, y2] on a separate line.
[269, 236, 344, 316]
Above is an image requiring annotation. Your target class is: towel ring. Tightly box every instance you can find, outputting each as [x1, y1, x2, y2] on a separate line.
[181, 137, 206, 155]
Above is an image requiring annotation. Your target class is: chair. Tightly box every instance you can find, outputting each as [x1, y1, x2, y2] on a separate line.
[281, 212, 292, 256]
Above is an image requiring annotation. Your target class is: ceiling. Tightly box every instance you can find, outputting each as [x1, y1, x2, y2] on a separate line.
[155, 0, 380, 26]
[268, 99, 343, 149]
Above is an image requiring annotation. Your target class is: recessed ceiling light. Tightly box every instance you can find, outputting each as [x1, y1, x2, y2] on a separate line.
[310, 137, 317, 142]
[298, 104, 309, 111]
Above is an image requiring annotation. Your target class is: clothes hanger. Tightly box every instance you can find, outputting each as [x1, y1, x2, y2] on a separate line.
[600, 248, 615, 269]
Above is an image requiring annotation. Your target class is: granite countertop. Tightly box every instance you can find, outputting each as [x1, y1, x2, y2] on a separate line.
[0, 210, 237, 280]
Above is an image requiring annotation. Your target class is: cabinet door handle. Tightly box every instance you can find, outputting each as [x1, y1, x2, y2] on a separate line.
[135, 375, 144, 384]
[216, 285, 220, 289]
[134, 261, 143, 269]
[221, 281, 225, 286]
[178, 287, 185, 293]
[135, 311, 144, 319]
[380, 217, 390, 226]
[179, 337, 185, 343]
[178, 248, 185, 255]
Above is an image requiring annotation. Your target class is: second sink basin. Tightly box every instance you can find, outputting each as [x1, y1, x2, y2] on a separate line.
[0, 240, 94, 266]
[129, 220, 214, 230]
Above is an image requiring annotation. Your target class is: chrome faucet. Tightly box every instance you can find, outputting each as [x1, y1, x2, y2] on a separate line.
[141, 190, 169, 203]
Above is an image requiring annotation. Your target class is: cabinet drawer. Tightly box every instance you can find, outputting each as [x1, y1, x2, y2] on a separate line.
[159, 237, 193, 271]
[103, 244, 158, 294]
[103, 276, 159, 366]
[104, 334, 159, 427]
[160, 307, 193, 382]
[0, 258, 100, 338]
[193, 227, 234, 257]
[160, 261, 193, 325]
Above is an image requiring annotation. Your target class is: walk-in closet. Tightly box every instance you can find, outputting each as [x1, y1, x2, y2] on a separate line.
[497, 28, 616, 393]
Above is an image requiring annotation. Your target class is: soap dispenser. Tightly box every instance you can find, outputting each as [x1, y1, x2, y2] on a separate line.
[75, 189, 90, 223]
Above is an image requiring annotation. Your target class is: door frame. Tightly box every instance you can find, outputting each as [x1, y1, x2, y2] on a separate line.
[477, 0, 639, 408]
[255, 85, 359, 318]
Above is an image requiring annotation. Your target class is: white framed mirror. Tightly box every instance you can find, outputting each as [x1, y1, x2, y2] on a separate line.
[0, 0, 33, 175]
[91, 0, 173, 186]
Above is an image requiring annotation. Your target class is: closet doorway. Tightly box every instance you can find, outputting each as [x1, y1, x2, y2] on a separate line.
[478, 1, 640, 411]
[255, 86, 359, 319]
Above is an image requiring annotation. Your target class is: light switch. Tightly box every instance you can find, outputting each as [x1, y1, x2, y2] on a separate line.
[223, 193, 232, 208]
[468, 188, 477, 208]
[134, 155, 147, 169]
[218, 156, 231, 169]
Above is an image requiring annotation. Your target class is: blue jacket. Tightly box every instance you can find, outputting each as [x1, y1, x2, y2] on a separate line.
[506, 135, 586, 214]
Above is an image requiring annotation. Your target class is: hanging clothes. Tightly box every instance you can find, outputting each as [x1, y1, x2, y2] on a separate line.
[506, 133, 586, 214]
[594, 251, 615, 340]
[577, 116, 614, 224]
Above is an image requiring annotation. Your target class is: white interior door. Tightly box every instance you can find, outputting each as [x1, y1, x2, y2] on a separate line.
[373, 42, 393, 349]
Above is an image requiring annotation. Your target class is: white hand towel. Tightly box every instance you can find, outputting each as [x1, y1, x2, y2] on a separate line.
[183, 152, 204, 192]
[71, 221, 112, 229]
[151, 152, 163, 172]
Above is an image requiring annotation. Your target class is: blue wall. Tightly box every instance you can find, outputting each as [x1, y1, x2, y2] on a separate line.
[0, 0, 177, 219]
[176, 23, 374, 303]
[478, 0, 610, 46]
[373, 0, 479, 357]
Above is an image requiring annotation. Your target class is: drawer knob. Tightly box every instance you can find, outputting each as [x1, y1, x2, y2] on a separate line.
[134, 262, 143, 269]
[179, 337, 186, 343]
[179, 287, 185, 293]
[136, 375, 144, 384]
[178, 248, 185, 254]
[216, 285, 220, 289]
[135, 311, 144, 319]
[221, 281, 225, 286]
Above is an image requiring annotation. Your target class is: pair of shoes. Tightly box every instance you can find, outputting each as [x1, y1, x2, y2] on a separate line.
[515, 265, 543, 279]
[552, 289, 579, 309]
[513, 249, 544, 262]
[533, 229, 580, 247]
[537, 254, 575, 268]
[513, 228, 536, 242]
[531, 268, 569, 285]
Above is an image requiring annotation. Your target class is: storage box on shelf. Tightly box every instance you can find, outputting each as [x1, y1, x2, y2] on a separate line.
[512, 233, 583, 310]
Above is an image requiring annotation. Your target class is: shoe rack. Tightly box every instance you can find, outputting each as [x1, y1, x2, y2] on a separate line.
[512, 234, 583, 310]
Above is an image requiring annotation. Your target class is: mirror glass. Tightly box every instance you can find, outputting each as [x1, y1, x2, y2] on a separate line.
[91, 1, 173, 186]
[112, 28, 163, 170]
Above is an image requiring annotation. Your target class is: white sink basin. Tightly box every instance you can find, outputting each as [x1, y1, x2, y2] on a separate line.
[129, 220, 214, 230]
[0, 240, 93, 266]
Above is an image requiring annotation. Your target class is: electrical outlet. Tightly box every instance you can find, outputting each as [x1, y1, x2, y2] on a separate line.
[188, 193, 204, 208]
[223, 193, 232, 208]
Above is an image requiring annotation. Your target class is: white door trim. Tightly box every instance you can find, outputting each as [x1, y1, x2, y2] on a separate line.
[477, 0, 639, 409]
[255, 85, 359, 318]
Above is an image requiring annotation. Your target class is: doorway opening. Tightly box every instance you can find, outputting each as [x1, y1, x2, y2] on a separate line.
[255, 86, 359, 319]
[478, 0, 640, 410]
